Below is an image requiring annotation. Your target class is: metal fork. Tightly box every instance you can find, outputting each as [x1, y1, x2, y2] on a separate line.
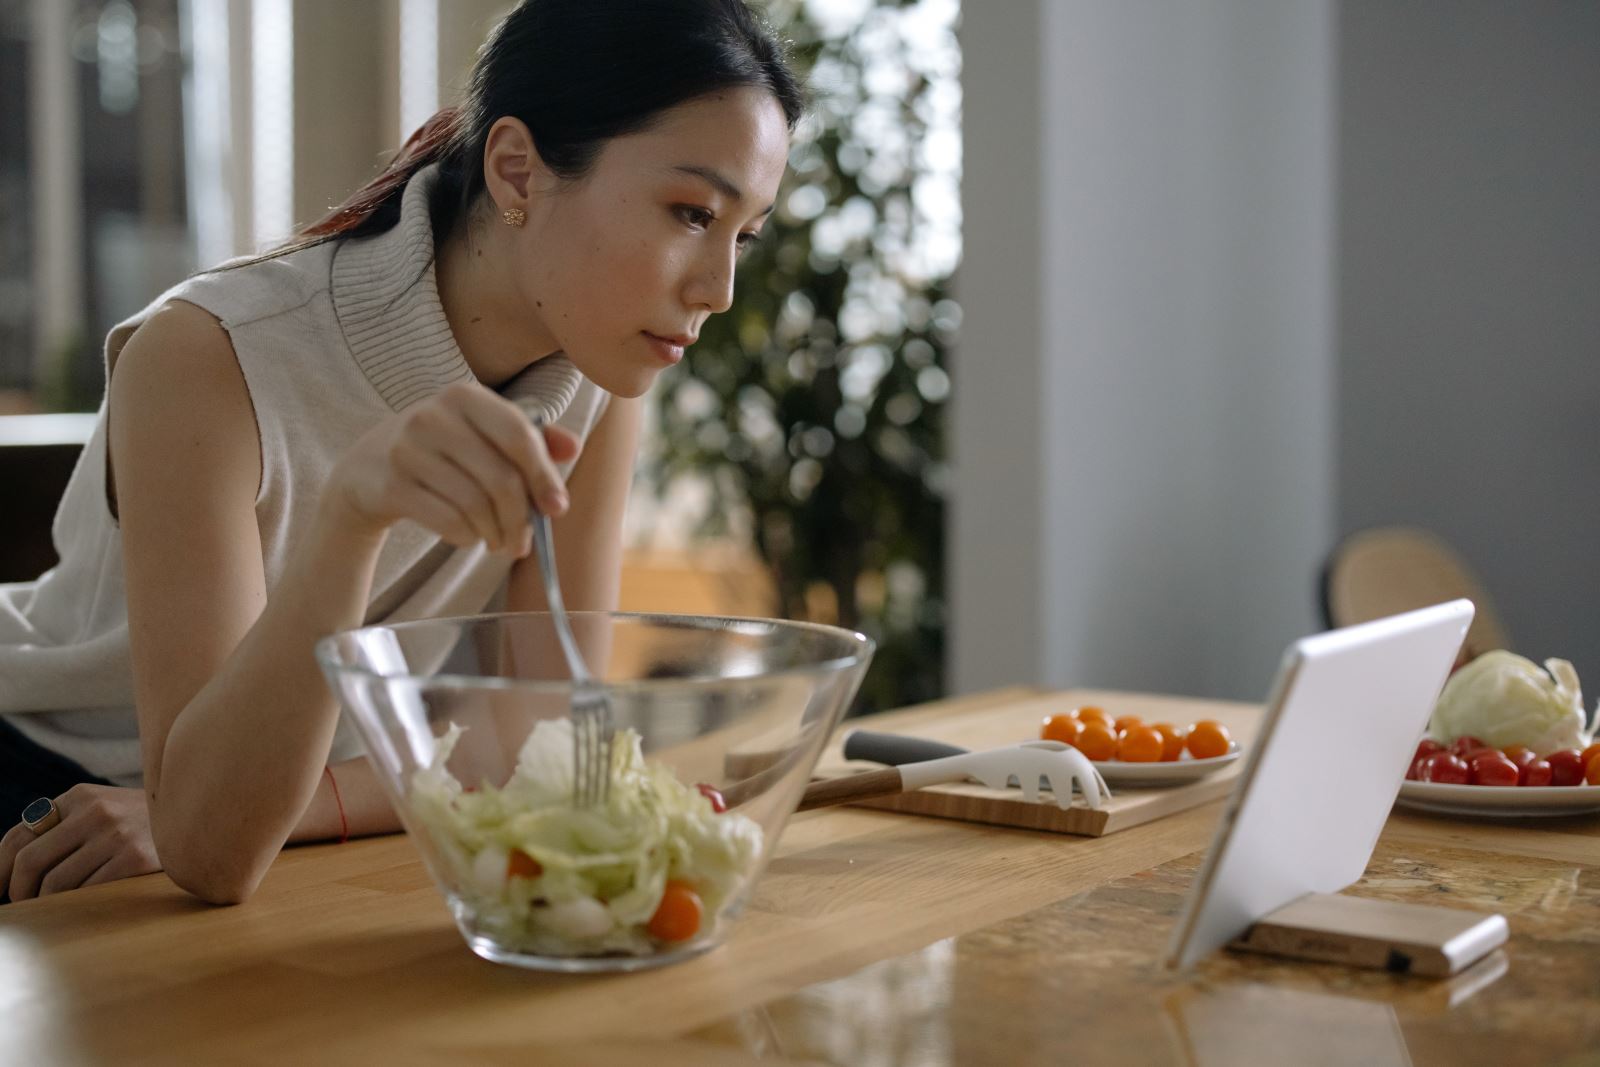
[527, 505, 612, 807]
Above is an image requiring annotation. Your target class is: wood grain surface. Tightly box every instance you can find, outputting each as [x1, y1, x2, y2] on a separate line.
[8, 686, 1594, 1066]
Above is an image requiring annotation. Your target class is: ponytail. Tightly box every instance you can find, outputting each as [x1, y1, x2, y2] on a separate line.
[299, 106, 464, 241]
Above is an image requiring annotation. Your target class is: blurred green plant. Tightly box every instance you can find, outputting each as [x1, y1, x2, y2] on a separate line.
[37, 332, 102, 414]
[645, 0, 960, 714]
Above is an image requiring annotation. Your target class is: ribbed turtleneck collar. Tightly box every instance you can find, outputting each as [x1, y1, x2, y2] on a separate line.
[329, 163, 585, 424]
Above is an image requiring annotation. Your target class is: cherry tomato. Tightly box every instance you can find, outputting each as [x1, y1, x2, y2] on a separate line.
[1075, 706, 1113, 726]
[1450, 735, 1488, 759]
[1414, 739, 1444, 762]
[696, 783, 728, 813]
[1041, 714, 1084, 748]
[1547, 749, 1586, 787]
[1503, 745, 1533, 766]
[1186, 721, 1232, 761]
[1113, 715, 1144, 735]
[1520, 758, 1553, 788]
[1154, 723, 1187, 762]
[1419, 752, 1470, 785]
[1117, 725, 1164, 763]
[1586, 752, 1600, 787]
[1581, 743, 1600, 770]
[1469, 752, 1518, 787]
[1076, 721, 1119, 762]
[506, 848, 543, 880]
[647, 880, 703, 942]
[1408, 740, 1444, 780]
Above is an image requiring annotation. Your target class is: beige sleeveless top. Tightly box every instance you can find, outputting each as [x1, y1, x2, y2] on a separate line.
[0, 164, 610, 785]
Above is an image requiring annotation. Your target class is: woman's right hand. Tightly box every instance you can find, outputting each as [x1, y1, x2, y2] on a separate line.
[324, 381, 581, 555]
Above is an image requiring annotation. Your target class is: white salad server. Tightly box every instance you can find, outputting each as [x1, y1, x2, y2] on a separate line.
[798, 739, 1112, 812]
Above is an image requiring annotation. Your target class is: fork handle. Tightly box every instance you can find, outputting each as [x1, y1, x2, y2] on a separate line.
[797, 768, 905, 812]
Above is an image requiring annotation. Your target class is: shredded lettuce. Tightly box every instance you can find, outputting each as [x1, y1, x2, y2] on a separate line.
[409, 719, 763, 957]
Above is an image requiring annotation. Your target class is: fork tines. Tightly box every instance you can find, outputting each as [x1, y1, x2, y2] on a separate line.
[572, 687, 613, 807]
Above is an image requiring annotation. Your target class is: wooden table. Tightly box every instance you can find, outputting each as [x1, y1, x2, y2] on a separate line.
[6, 688, 1598, 1066]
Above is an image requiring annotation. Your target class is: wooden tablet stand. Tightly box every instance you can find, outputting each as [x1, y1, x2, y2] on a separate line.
[1229, 892, 1508, 977]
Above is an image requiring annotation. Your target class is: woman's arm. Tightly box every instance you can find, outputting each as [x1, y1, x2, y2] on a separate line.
[112, 301, 388, 902]
[113, 301, 574, 903]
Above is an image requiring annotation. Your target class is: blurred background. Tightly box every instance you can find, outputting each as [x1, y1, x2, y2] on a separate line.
[1, 0, 1595, 714]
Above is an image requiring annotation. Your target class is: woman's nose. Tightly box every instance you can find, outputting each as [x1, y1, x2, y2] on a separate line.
[685, 243, 737, 314]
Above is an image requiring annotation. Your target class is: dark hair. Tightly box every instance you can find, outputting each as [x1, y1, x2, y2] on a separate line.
[301, 0, 805, 243]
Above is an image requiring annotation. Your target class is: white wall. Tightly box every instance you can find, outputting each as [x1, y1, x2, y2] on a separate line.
[954, 1, 1336, 700]
[1336, 0, 1600, 690]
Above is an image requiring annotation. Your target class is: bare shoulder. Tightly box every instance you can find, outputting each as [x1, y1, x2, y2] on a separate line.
[110, 299, 248, 409]
[107, 299, 262, 510]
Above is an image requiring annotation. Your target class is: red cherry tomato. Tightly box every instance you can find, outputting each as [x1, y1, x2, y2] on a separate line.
[1469, 752, 1519, 787]
[1450, 735, 1488, 759]
[696, 783, 728, 814]
[1547, 750, 1586, 787]
[1408, 740, 1445, 780]
[1520, 758, 1554, 788]
[1419, 752, 1470, 785]
[647, 880, 703, 942]
[1501, 745, 1534, 770]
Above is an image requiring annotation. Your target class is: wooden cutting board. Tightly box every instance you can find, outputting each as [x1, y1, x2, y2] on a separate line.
[810, 686, 1264, 836]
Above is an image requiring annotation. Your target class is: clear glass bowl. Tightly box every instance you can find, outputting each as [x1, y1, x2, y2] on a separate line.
[315, 611, 873, 972]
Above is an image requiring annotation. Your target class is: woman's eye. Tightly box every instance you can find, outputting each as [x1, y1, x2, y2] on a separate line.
[735, 232, 761, 256]
[676, 205, 715, 229]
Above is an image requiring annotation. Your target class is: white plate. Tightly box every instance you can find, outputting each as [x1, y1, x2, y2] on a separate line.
[1395, 779, 1600, 818]
[1093, 743, 1242, 788]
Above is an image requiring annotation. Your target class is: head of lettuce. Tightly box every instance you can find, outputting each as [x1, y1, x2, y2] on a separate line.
[1429, 650, 1593, 756]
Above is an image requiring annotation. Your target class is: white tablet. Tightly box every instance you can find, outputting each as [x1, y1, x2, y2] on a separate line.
[1165, 599, 1475, 971]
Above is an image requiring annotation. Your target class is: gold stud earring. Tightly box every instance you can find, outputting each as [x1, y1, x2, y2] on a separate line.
[502, 207, 526, 228]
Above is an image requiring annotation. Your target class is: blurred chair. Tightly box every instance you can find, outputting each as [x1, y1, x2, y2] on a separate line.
[618, 546, 777, 619]
[1320, 526, 1510, 662]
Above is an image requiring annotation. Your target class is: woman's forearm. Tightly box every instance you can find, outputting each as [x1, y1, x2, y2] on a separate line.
[151, 497, 388, 902]
[288, 756, 403, 844]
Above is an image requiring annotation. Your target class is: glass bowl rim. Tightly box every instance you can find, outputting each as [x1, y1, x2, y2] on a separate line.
[314, 609, 876, 696]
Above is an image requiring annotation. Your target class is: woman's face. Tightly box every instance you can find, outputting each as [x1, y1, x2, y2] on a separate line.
[507, 87, 791, 398]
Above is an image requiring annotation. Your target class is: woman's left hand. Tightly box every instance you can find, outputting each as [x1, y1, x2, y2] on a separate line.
[0, 785, 161, 901]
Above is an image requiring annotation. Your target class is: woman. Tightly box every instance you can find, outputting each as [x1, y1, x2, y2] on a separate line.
[0, 0, 802, 904]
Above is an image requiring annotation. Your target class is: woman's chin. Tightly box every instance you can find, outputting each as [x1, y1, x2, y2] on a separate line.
[579, 364, 658, 400]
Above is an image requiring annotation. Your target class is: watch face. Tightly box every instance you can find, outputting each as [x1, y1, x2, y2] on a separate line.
[22, 798, 53, 825]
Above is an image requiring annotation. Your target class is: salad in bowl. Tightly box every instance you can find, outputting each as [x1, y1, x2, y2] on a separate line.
[317, 611, 872, 971]
[412, 719, 763, 959]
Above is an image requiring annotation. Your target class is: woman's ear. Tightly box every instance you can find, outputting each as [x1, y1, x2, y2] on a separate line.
[482, 116, 553, 213]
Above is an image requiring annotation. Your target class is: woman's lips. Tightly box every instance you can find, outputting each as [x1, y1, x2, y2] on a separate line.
[642, 332, 691, 365]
